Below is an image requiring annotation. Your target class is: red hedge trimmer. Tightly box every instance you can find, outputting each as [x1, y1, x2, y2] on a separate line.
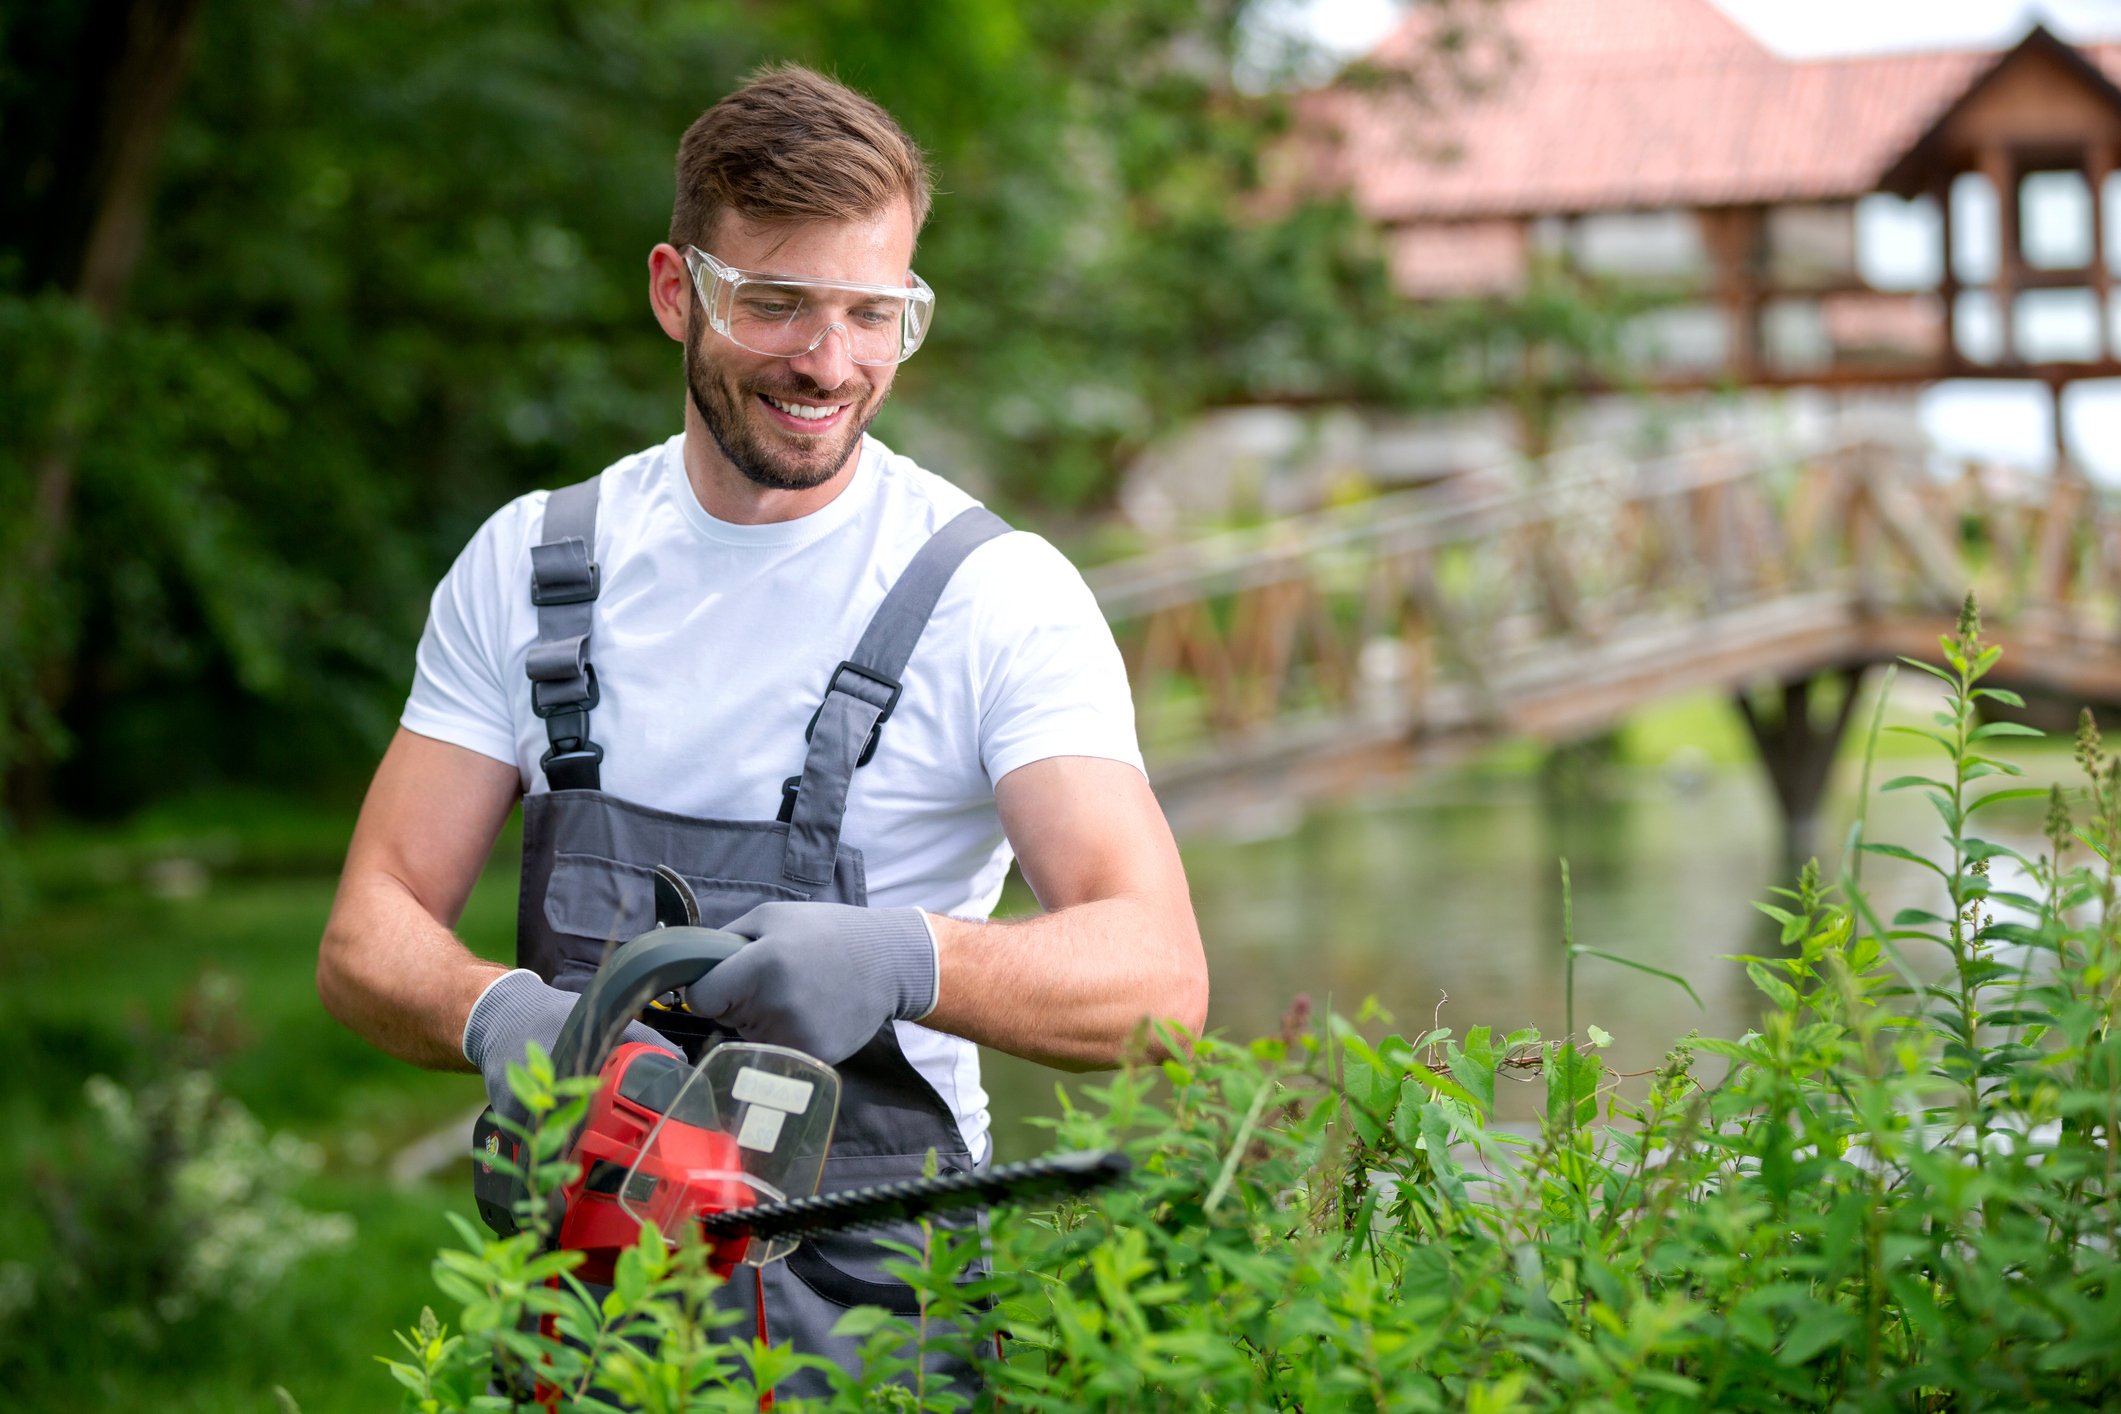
[470, 890, 1128, 1323]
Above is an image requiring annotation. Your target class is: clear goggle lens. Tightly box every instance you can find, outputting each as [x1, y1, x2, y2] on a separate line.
[685, 246, 933, 366]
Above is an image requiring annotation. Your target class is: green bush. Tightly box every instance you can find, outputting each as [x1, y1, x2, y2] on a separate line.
[387, 603, 2121, 1410]
[0, 978, 356, 1395]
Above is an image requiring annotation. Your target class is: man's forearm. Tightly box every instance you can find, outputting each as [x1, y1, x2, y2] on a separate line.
[317, 871, 507, 1072]
[922, 894, 1208, 1070]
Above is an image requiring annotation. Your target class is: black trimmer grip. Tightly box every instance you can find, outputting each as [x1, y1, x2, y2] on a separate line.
[471, 1107, 526, 1237]
[550, 926, 748, 1081]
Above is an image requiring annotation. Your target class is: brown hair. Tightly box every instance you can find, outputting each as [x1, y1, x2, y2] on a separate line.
[671, 64, 932, 251]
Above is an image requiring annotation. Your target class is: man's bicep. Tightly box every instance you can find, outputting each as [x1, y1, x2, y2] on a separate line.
[344, 728, 522, 928]
[994, 756, 1185, 911]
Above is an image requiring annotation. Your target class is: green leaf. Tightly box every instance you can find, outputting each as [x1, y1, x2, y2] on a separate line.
[1969, 720, 2041, 741]
[1879, 774, 1946, 792]
[1978, 921, 2045, 947]
[1544, 1044, 1600, 1131]
[1971, 686, 2026, 707]
[1399, 1244, 1453, 1302]
[1745, 960, 1797, 1011]
[1570, 946, 1704, 1009]
[1858, 842, 1947, 878]
[1417, 1101, 1468, 1202]
[611, 1241, 648, 1311]
[1777, 1307, 1856, 1366]
[831, 1305, 902, 1339]
[1984, 1007, 2057, 1028]
[1963, 786, 2053, 818]
[1446, 1029, 1498, 1114]
[1958, 836, 2022, 866]
[1896, 656, 1958, 685]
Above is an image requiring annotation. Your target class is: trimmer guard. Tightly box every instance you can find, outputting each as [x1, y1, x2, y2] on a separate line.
[619, 1042, 840, 1268]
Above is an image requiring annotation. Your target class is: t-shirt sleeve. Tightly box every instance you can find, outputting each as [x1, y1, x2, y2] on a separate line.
[399, 499, 533, 768]
[975, 532, 1145, 784]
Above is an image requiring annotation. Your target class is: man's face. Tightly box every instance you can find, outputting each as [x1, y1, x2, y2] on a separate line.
[684, 202, 915, 492]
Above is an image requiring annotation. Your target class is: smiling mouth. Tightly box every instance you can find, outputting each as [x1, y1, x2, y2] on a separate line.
[758, 393, 850, 429]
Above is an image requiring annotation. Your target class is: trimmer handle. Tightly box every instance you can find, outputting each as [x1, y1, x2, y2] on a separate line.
[550, 926, 748, 1081]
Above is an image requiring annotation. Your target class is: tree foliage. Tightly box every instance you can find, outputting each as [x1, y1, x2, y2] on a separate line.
[0, 0, 1582, 821]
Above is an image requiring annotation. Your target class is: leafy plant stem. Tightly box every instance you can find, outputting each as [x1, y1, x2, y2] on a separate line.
[1844, 662, 1897, 894]
[1561, 857, 1575, 1149]
[1205, 1076, 1274, 1215]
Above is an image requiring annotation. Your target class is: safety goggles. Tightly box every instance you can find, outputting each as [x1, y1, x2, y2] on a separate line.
[683, 246, 935, 366]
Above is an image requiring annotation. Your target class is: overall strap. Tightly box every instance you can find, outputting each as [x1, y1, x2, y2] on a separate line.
[528, 476, 605, 792]
[781, 506, 1012, 886]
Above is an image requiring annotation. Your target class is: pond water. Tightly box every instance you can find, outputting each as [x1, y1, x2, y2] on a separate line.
[978, 742, 2075, 1158]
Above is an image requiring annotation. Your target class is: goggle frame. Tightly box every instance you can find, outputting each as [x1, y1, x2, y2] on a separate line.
[683, 245, 935, 366]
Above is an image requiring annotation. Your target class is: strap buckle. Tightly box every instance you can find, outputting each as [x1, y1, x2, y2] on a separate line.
[530, 559, 599, 606]
[777, 775, 802, 823]
[535, 665, 601, 791]
[804, 660, 902, 769]
[540, 741, 605, 792]
[531, 663, 599, 718]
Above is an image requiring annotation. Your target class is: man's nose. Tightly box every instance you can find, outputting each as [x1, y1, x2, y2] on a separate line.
[787, 324, 857, 391]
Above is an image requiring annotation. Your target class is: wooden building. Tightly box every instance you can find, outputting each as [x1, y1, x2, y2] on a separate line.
[1305, 0, 2121, 446]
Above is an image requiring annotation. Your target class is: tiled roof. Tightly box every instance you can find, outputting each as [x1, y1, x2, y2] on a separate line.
[1306, 0, 2121, 222]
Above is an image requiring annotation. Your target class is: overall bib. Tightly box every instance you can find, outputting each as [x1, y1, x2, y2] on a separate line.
[515, 474, 1009, 1400]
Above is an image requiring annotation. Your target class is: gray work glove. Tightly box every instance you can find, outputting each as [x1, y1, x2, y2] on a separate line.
[681, 902, 938, 1066]
[463, 968, 679, 1124]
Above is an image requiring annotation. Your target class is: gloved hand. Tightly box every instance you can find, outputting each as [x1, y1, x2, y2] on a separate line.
[682, 902, 938, 1065]
[463, 968, 679, 1123]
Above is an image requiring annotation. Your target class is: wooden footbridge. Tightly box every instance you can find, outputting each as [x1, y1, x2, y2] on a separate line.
[1087, 437, 2121, 853]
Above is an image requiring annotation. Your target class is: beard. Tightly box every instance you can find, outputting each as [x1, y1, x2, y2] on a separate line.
[684, 324, 882, 492]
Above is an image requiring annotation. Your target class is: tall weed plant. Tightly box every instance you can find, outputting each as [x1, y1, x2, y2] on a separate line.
[388, 604, 2120, 1410]
[1, 978, 356, 1394]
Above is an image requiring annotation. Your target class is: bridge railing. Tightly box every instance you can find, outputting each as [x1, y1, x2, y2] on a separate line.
[1085, 436, 2121, 786]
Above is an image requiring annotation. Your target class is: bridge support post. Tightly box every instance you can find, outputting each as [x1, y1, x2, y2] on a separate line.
[1736, 670, 1864, 870]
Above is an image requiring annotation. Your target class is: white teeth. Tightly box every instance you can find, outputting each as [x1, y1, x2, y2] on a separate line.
[767, 396, 841, 421]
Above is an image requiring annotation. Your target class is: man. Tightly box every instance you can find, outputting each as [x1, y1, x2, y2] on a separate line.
[316, 64, 1207, 1396]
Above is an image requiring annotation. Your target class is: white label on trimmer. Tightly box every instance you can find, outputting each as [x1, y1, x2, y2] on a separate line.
[733, 1068, 814, 1113]
[737, 1104, 787, 1153]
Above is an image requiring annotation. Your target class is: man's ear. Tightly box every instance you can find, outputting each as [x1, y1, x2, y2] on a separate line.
[647, 243, 691, 344]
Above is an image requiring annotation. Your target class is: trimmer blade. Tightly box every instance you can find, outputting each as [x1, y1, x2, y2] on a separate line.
[696, 1149, 1130, 1244]
[651, 865, 701, 928]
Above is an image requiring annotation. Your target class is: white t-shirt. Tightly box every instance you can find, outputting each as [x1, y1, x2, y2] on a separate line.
[402, 432, 1143, 1161]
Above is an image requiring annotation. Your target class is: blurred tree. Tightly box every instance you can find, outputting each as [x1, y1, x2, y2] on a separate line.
[2, 0, 207, 820]
[0, 0, 1602, 826]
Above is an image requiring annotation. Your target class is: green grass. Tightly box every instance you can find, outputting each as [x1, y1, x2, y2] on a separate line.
[0, 797, 531, 1414]
[2, 830, 519, 1136]
[1, 1175, 462, 1414]
[1615, 689, 1759, 766]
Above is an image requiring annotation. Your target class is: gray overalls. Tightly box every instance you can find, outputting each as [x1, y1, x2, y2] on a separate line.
[517, 473, 1008, 1399]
